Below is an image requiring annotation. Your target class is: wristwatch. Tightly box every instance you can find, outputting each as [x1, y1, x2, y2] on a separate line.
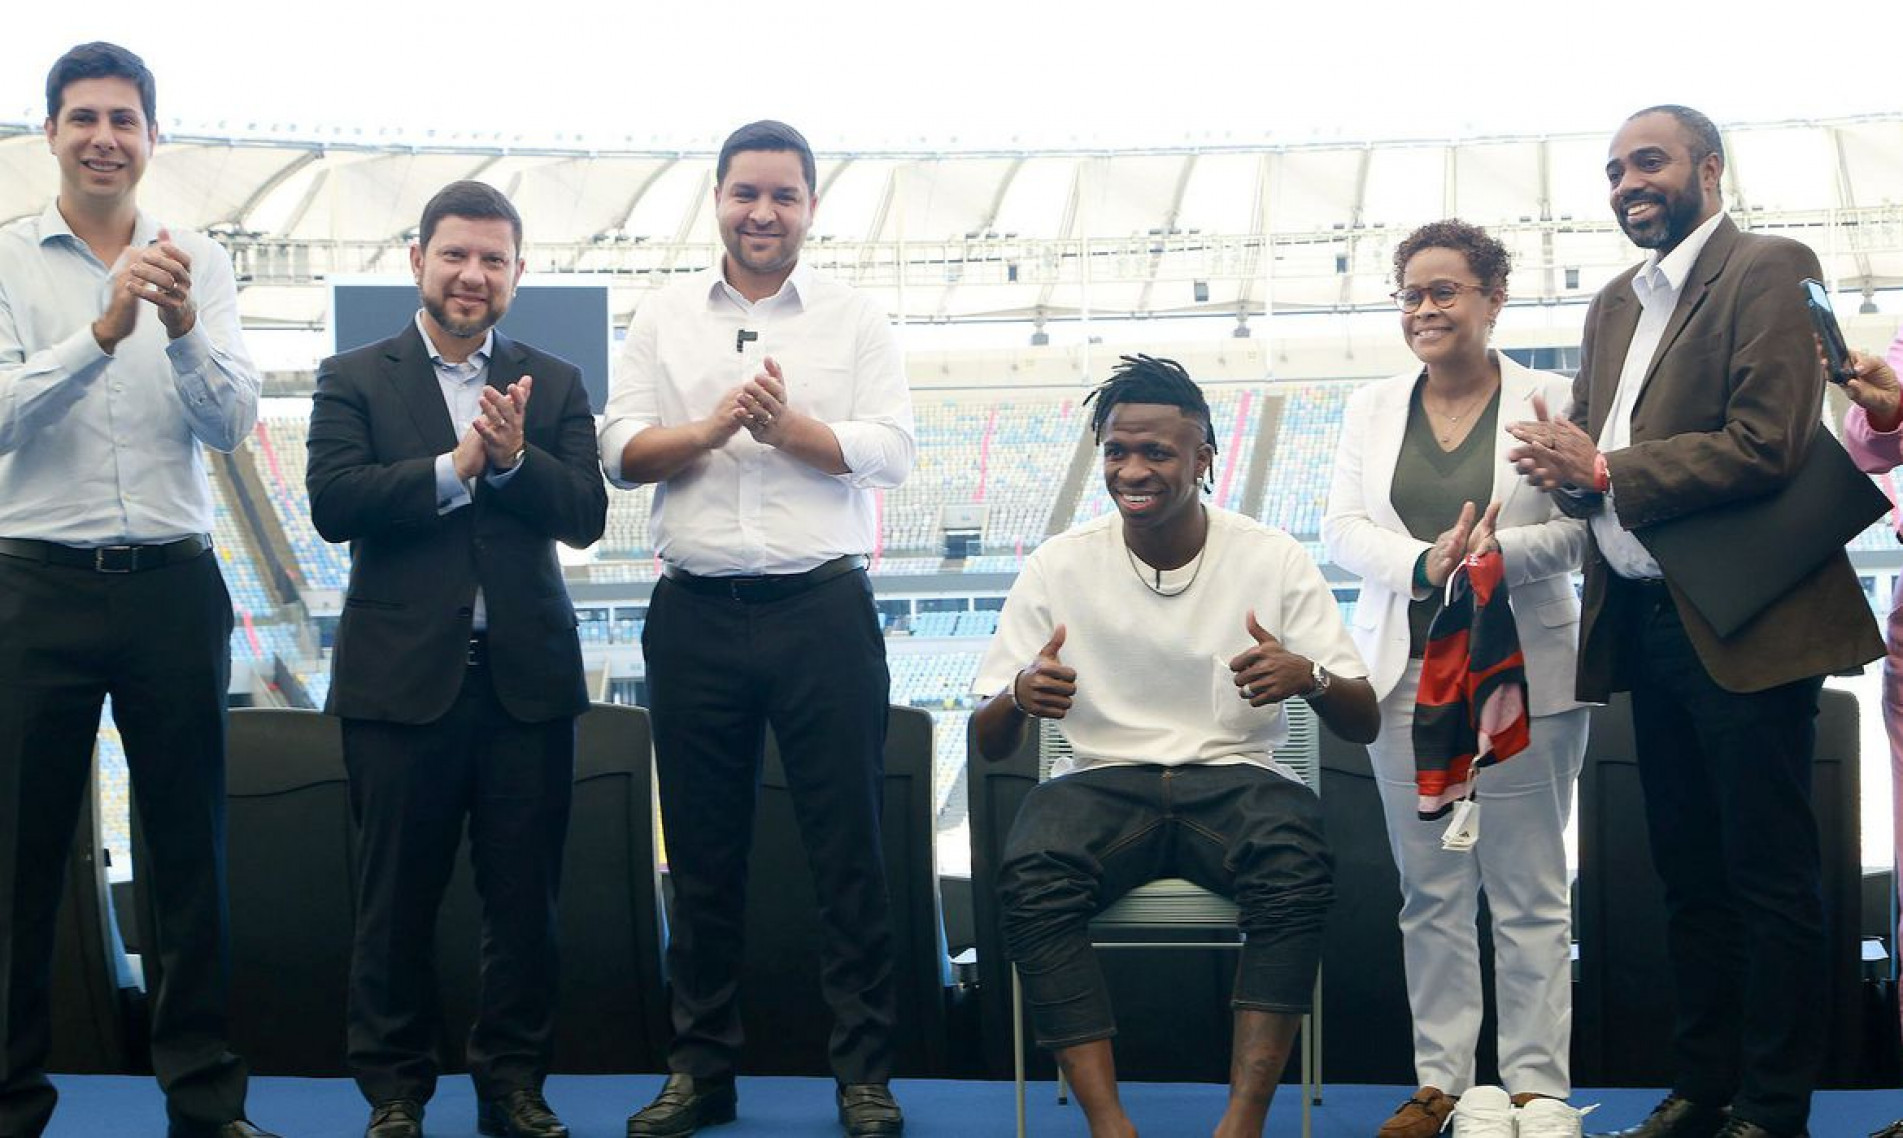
[1302, 661, 1332, 701]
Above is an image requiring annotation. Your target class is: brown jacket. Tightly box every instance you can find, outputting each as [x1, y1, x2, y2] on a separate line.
[1565, 216, 1882, 698]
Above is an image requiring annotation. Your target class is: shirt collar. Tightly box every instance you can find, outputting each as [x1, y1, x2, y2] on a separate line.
[1638, 209, 1726, 298]
[707, 255, 814, 311]
[413, 310, 493, 372]
[38, 199, 160, 252]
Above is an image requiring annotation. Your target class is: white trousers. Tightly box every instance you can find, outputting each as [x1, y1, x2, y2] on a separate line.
[1367, 660, 1588, 1098]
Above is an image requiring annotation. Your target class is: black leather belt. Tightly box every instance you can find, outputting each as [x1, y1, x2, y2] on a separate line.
[0, 534, 211, 574]
[663, 555, 866, 604]
[1625, 576, 1673, 612]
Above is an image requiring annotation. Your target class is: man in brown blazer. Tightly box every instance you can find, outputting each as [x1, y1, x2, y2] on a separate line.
[1506, 105, 1881, 1138]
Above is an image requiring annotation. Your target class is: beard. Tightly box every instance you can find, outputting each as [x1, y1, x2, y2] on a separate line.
[721, 229, 801, 279]
[1617, 183, 1708, 251]
[423, 293, 502, 340]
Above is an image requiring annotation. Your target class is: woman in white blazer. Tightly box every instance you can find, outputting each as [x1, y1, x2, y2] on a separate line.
[1323, 221, 1590, 1138]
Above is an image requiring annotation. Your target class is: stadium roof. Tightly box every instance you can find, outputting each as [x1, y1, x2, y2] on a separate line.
[4, 115, 1900, 329]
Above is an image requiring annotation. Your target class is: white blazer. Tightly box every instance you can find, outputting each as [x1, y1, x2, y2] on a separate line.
[1322, 354, 1587, 716]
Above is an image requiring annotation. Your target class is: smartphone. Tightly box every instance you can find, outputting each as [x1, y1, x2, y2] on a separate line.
[1800, 278, 1854, 385]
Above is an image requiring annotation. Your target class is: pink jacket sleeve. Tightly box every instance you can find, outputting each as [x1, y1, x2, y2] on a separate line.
[1841, 330, 1903, 475]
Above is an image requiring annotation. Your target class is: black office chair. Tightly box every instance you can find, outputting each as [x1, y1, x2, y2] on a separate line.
[436, 701, 670, 1074]
[736, 704, 953, 1076]
[132, 707, 356, 1076]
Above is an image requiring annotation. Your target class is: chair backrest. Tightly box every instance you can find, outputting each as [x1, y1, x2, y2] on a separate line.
[737, 704, 951, 1077]
[436, 702, 670, 1074]
[191, 708, 355, 1076]
[47, 763, 141, 1074]
[1034, 701, 1320, 794]
[1573, 689, 1865, 1086]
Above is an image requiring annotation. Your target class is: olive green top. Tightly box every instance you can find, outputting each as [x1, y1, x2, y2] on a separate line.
[1390, 375, 1500, 657]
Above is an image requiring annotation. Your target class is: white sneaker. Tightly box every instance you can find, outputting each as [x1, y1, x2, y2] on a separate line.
[1452, 1086, 1514, 1137]
[1513, 1096, 1595, 1138]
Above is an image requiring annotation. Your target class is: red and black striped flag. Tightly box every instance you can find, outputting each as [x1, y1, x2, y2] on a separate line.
[1412, 549, 1529, 821]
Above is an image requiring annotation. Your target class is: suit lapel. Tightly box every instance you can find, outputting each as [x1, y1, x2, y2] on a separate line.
[386, 323, 459, 452]
[1636, 216, 1739, 413]
[488, 331, 523, 397]
[1490, 355, 1539, 511]
[1363, 372, 1415, 531]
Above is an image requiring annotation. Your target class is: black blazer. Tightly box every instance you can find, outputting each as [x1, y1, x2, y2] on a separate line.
[306, 324, 607, 725]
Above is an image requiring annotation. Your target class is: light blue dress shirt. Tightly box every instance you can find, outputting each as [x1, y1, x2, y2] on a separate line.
[0, 201, 259, 545]
[415, 311, 519, 630]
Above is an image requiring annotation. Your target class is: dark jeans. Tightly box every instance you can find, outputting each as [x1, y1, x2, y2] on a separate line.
[1627, 592, 1826, 1136]
[0, 551, 246, 1137]
[998, 763, 1332, 1050]
[343, 660, 575, 1105]
[643, 569, 897, 1084]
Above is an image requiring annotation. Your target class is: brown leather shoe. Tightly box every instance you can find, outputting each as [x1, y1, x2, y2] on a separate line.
[1587, 1096, 1727, 1138]
[1377, 1087, 1456, 1138]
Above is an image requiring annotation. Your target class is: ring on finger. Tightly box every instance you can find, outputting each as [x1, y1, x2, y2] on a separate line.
[1241, 684, 1255, 699]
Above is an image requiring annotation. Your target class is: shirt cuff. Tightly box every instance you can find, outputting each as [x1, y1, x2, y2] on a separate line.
[598, 418, 643, 486]
[55, 324, 112, 378]
[435, 453, 472, 514]
[163, 321, 214, 376]
[484, 455, 523, 486]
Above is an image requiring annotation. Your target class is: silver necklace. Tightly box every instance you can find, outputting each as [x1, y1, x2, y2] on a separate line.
[1125, 516, 1209, 598]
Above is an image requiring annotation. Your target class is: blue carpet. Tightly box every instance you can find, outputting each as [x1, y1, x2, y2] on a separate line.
[42, 1075, 1903, 1136]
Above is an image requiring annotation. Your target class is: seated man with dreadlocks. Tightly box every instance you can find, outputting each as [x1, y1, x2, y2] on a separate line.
[972, 354, 1378, 1138]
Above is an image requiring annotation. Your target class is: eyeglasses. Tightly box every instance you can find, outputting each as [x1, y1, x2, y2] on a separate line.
[1390, 281, 1492, 313]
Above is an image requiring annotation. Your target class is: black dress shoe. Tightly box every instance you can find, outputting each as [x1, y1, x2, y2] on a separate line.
[1714, 1120, 1808, 1138]
[627, 1073, 738, 1137]
[836, 1083, 903, 1137]
[367, 1099, 424, 1138]
[479, 1088, 568, 1138]
[168, 1121, 284, 1138]
[1870, 1120, 1903, 1138]
[1589, 1096, 1727, 1138]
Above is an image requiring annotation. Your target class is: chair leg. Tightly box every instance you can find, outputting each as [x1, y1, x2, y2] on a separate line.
[1300, 1009, 1312, 1138]
[1013, 965, 1027, 1138]
[1311, 963, 1324, 1104]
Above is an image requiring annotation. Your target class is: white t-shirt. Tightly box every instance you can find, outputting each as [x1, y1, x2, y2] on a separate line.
[973, 507, 1369, 781]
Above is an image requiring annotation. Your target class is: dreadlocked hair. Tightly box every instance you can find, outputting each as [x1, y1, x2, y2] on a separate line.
[1082, 354, 1217, 452]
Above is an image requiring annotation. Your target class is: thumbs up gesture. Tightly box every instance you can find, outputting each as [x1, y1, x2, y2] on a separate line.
[1012, 624, 1077, 720]
[1228, 610, 1309, 707]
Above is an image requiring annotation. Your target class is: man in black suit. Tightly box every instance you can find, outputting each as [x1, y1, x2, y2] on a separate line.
[306, 180, 607, 1138]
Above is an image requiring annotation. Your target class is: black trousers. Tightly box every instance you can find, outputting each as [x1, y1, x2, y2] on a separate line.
[342, 657, 575, 1105]
[642, 569, 897, 1084]
[0, 551, 245, 1137]
[1626, 591, 1826, 1136]
[998, 764, 1331, 1050]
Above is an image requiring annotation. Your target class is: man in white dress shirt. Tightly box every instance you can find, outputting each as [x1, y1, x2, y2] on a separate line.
[601, 120, 915, 1138]
[0, 41, 276, 1138]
